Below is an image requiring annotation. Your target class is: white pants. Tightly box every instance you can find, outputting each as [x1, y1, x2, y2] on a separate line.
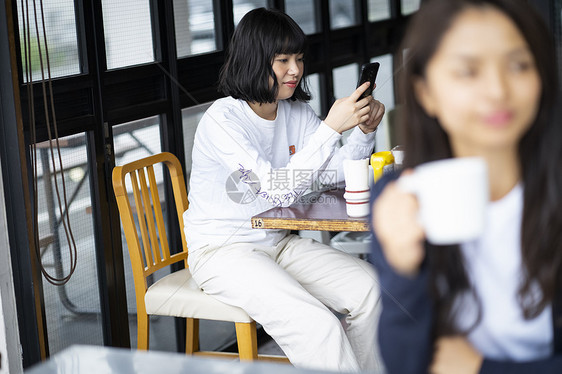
[188, 234, 382, 372]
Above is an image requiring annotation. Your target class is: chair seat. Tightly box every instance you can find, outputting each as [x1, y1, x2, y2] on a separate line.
[145, 268, 253, 323]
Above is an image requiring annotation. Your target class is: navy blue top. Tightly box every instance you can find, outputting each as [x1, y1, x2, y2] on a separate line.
[369, 173, 562, 374]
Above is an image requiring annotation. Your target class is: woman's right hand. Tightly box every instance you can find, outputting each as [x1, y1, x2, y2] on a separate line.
[324, 82, 373, 134]
[372, 173, 426, 277]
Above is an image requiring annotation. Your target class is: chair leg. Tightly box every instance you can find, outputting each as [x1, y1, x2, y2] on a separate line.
[235, 321, 258, 361]
[186, 318, 200, 354]
[137, 312, 149, 350]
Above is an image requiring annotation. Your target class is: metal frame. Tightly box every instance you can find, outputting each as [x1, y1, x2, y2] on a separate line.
[3, 0, 408, 367]
[6, 0, 559, 369]
[1, 0, 47, 366]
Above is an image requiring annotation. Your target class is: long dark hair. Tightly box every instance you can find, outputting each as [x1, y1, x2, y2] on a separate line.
[218, 7, 311, 103]
[398, 0, 562, 335]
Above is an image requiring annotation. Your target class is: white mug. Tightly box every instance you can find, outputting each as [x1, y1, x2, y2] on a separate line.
[397, 157, 489, 245]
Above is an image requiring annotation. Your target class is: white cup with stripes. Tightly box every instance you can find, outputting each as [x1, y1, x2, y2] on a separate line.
[343, 158, 371, 217]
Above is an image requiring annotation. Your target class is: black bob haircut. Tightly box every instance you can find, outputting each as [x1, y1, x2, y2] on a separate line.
[218, 8, 311, 103]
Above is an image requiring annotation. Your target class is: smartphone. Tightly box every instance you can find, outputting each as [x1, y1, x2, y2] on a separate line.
[356, 62, 380, 100]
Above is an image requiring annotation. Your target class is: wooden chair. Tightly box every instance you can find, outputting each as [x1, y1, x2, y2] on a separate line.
[112, 152, 287, 362]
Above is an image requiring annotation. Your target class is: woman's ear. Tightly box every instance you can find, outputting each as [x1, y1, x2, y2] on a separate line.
[413, 77, 437, 117]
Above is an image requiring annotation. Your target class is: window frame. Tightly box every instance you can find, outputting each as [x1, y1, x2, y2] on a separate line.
[3, 0, 434, 367]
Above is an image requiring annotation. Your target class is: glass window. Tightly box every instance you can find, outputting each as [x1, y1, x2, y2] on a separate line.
[181, 108, 245, 351]
[233, 0, 267, 27]
[101, 0, 154, 70]
[332, 56, 395, 150]
[333, 63, 360, 142]
[330, 0, 358, 29]
[370, 55, 394, 112]
[34, 133, 102, 354]
[113, 116, 162, 167]
[112, 116, 172, 350]
[174, 0, 217, 57]
[112, 115, 237, 352]
[401, 0, 421, 15]
[286, 0, 318, 34]
[368, 0, 391, 22]
[182, 102, 213, 181]
[370, 54, 395, 151]
[307, 74, 322, 116]
[16, 0, 80, 81]
[333, 63, 359, 101]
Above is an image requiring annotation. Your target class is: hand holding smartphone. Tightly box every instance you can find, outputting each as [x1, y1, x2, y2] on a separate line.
[357, 62, 380, 101]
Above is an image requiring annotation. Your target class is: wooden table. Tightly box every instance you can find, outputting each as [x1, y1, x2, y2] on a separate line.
[251, 189, 369, 232]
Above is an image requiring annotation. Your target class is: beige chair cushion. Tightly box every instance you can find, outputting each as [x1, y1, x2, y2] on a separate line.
[145, 268, 253, 323]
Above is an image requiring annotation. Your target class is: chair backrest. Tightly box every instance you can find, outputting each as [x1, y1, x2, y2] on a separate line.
[112, 152, 189, 292]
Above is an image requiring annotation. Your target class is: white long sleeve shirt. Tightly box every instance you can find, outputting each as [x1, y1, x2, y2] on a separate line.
[183, 97, 376, 252]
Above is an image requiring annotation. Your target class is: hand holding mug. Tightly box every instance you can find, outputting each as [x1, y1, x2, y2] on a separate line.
[373, 157, 489, 276]
[372, 171, 426, 276]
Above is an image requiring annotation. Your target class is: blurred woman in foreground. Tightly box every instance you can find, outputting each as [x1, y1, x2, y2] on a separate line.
[370, 0, 562, 372]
